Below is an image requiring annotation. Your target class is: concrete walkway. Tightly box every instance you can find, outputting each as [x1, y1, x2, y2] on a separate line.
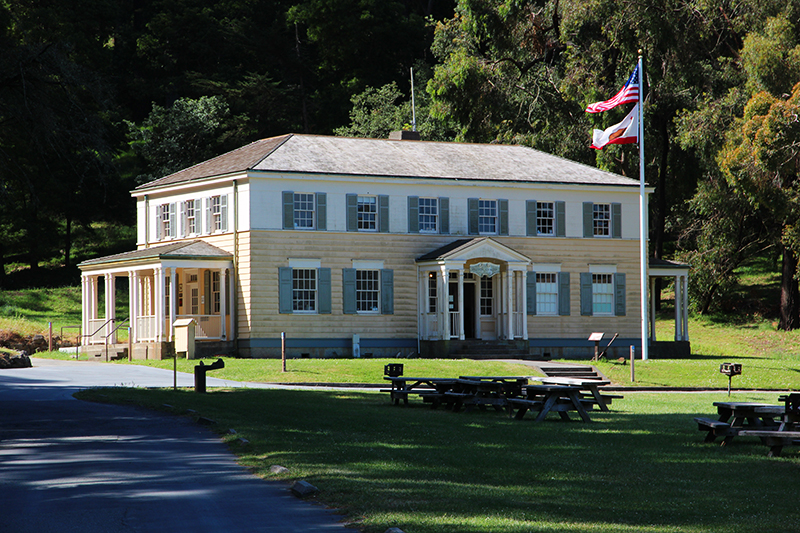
[0, 359, 349, 533]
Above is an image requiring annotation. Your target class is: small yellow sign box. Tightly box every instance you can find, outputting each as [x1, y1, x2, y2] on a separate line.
[173, 318, 197, 359]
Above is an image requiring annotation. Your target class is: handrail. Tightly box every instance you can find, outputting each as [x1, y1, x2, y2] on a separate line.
[104, 318, 130, 362]
[60, 325, 82, 360]
[81, 318, 117, 342]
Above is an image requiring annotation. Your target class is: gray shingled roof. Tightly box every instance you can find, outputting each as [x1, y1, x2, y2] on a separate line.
[136, 134, 640, 191]
[79, 240, 232, 268]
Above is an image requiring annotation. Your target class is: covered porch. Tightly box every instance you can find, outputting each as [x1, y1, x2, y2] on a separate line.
[648, 257, 691, 357]
[78, 241, 234, 359]
[416, 238, 531, 352]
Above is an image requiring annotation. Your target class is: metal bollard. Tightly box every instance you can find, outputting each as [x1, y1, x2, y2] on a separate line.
[194, 358, 225, 393]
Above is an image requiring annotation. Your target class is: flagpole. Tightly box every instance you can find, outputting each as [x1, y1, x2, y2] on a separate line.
[638, 52, 649, 361]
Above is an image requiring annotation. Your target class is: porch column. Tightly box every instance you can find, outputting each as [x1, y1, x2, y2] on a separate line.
[220, 267, 227, 339]
[520, 269, 528, 340]
[88, 274, 98, 342]
[417, 270, 425, 340]
[104, 273, 116, 343]
[80, 274, 88, 344]
[505, 269, 513, 340]
[128, 270, 136, 343]
[649, 277, 657, 342]
[681, 275, 690, 341]
[169, 268, 177, 341]
[439, 267, 449, 340]
[457, 269, 465, 340]
[154, 266, 164, 342]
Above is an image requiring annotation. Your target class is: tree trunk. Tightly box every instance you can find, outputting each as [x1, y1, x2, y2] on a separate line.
[779, 244, 800, 330]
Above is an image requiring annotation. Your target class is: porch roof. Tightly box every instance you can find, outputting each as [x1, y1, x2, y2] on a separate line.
[416, 237, 531, 265]
[78, 240, 232, 269]
[649, 257, 690, 277]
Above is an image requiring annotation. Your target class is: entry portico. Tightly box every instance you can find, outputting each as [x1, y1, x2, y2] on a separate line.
[417, 238, 531, 344]
[79, 240, 234, 359]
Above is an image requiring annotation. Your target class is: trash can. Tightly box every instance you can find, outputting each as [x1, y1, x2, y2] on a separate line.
[173, 318, 197, 359]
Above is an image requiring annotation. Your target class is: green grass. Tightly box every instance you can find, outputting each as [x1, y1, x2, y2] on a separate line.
[76, 387, 800, 533]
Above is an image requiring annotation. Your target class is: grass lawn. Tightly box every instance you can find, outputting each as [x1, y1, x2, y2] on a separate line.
[77, 387, 800, 533]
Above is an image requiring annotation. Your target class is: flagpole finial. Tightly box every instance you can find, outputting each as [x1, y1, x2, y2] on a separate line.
[638, 49, 643, 56]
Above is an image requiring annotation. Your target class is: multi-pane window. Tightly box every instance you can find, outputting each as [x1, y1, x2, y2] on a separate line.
[428, 273, 437, 313]
[211, 196, 222, 231]
[419, 197, 438, 233]
[357, 196, 377, 231]
[356, 270, 380, 312]
[186, 200, 197, 235]
[536, 273, 558, 315]
[593, 203, 611, 237]
[480, 277, 493, 315]
[292, 269, 317, 312]
[159, 204, 171, 238]
[212, 272, 221, 313]
[294, 193, 315, 229]
[592, 274, 614, 315]
[478, 200, 497, 234]
[537, 202, 555, 236]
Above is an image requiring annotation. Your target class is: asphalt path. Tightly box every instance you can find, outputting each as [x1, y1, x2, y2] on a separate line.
[0, 359, 349, 533]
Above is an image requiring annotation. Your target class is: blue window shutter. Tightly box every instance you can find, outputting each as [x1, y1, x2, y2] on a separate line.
[499, 199, 509, 235]
[580, 272, 593, 316]
[316, 193, 327, 231]
[615, 273, 626, 316]
[439, 197, 450, 234]
[583, 202, 593, 238]
[282, 191, 294, 229]
[526, 200, 536, 236]
[408, 196, 419, 233]
[468, 198, 479, 235]
[342, 268, 356, 314]
[379, 195, 390, 232]
[381, 269, 394, 314]
[556, 201, 566, 237]
[612, 203, 622, 238]
[346, 194, 358, 232]
[527, 271, 536, 315]
[279, 267, 293, 314]
[318, 268, 331, 314]
[559, 272, 571, 316]
[220, 194, 228, 232]
[155, 205, 163, 240]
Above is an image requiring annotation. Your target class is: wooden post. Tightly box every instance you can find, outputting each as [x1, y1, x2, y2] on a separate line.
[48, 322, 53, 352]
[281, 332, 286, 372]
[630, 345, 635, 382]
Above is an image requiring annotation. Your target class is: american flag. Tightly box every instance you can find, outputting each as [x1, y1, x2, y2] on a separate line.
[585, 65, 640, 113]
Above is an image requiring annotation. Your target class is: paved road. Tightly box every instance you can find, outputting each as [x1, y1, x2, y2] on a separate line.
[0, 359, 349, 533]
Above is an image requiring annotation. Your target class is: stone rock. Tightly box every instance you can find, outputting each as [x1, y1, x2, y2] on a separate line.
[270, 465, 290, 475]
[0, 351, 32, 369]
[291, 480, 319, 498]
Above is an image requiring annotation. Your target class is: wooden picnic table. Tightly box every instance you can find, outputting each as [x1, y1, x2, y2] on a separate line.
[507, 384, 593, 422]
[695, 401, 783, 445]
[382, 376, 458, 406]
[738, 393, 800, 456]
[444, 378, 525, 413]
[532, 376, 620, 412]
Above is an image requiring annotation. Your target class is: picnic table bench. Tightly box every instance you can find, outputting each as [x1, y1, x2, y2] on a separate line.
[508, 384, 593, 422]
[382, 377, 457, 406]
[737, 393, 800, 456]
[532, 376, 622, 412]
[446, 377, 527, 413]
[695, 402, 783, 445]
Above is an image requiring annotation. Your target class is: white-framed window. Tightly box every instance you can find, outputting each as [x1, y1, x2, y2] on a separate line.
[157, 204, 172, 239]
[593, 203, 611, 237]
[212, 271, 221, 313]
[537, 202, 555, 236]
[592, 273, 614, 315]
[292, 268, 317, 312]
[185, 200, 197, 235]
[357, 196, 377, 231]
[479, 200, 497, 234]
[480, 276, 493, 315]
[294, 193, 315, 229]
[428, 272, 437, 313]
[536, 273, 559, 315]
[211, 196, 222, 232]
[356, 269, 380, 312]
[419, 197, 438, 233]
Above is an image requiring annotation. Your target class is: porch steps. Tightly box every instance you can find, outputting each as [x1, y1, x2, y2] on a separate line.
[81, 344, 129, 361]
[537, 364, 604, 380]
[449, 340, 531, 360]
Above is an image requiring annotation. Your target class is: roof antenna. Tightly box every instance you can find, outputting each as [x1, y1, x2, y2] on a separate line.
[410, 67, 417, 132]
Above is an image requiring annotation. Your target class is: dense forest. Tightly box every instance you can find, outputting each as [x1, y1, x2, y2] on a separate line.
[2, 0, 800, 327]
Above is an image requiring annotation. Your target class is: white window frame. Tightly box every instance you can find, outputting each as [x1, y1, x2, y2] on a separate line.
[418, 197, 438, 233]
[427, 272, 437, 313]
[185, 200, 197, 235]
[593, 203, 611, 237]
[158, 204, 172, 240]
[357, 195, 378, 231]
[212, 271, 221, 314]
[211, 196, 222, 232]
[592, 273, 614, 316]
[537, 201, 555, 236]
[356, 269, 380, 313]
[536, 272, 559, 316]
[292, 268, 317, 313]
[478, 199, 497, 235]
[480, 276, 493, 316]
[294, 192, 315, 229]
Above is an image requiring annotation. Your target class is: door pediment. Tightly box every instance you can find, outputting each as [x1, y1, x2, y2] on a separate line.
[416, 237, 531, 267]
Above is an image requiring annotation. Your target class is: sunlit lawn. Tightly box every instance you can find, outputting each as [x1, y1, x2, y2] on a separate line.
[78, 387, 800, 533]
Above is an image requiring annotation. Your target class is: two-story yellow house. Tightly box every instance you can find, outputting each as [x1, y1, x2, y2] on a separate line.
[78, 133, 690, 360]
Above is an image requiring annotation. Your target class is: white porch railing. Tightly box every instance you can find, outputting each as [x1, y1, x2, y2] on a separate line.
[137, 315, 157, 341]
[87, 319, 108, 344]
[449, 311, 461, 339]
[178, 315, 222, 339]
[513, 311, 525, 339]
[422, 314, 439, 339]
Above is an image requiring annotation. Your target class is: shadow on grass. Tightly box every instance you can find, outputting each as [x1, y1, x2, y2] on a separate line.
[79, 387, 799, 533]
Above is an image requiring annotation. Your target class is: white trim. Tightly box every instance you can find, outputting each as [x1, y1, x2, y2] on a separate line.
[589, 264, 617, 274]
[531, 263, 561, 272]
[289, 258, 322, 269]
[352, 260, 384, 270]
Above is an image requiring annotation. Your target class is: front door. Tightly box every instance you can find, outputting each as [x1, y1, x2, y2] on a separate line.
[463, 283, 476, 339]
[478, 275, 496, 340]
